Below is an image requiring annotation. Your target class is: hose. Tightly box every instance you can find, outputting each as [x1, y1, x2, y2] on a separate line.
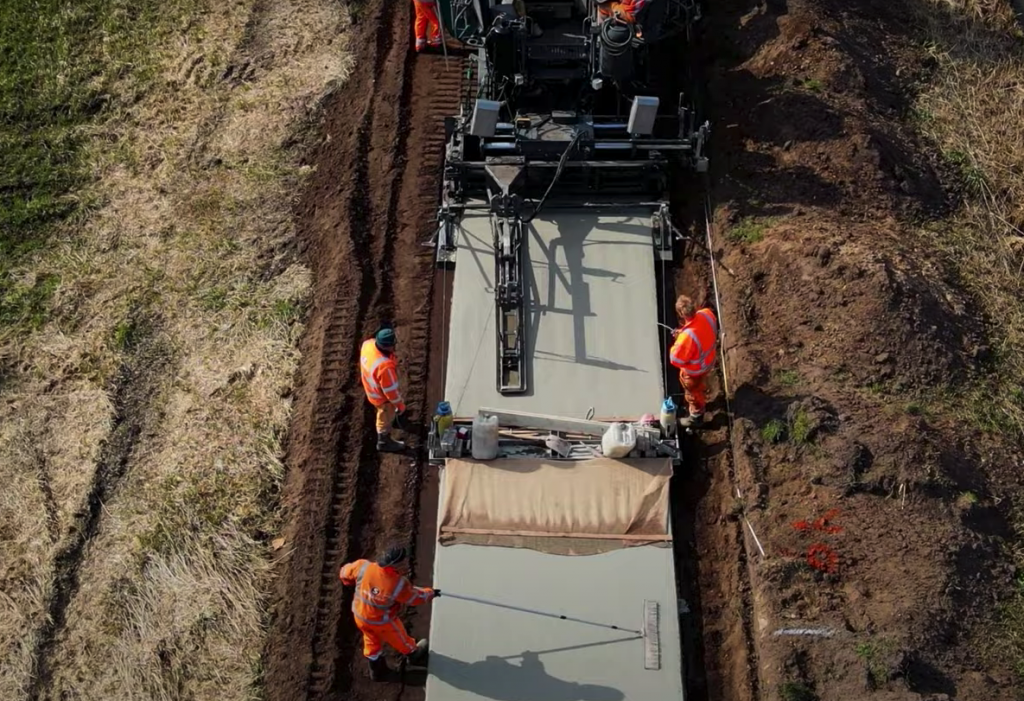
[522, 129, 584, 223]
[599, 16, 633, 55]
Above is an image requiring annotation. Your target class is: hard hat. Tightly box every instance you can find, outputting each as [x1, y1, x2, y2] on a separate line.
[377, 545, 407, 568]
[375, 327, 397, 349]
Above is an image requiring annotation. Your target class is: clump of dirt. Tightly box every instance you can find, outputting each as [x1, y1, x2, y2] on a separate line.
[692, 0, 1024, 698]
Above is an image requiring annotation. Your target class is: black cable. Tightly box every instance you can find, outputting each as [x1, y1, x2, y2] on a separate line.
[521, 129, 584, 223]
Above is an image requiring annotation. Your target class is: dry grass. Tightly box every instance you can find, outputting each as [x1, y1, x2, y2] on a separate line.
[913, 0, 1024, 680]
[914, 0, 1024, 438]
[0, 389, 114, 698]
[0, 0, 350, 699]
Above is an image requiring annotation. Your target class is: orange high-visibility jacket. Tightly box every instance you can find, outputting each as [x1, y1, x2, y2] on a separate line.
[339, 559, 435, 626]
[598, 0, 646, 23]
[359, 339, 404, 409]
[669, 307, 718, 378]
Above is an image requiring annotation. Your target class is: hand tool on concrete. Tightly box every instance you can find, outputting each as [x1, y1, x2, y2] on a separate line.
[440, 592, 663, 670]
[441, 592, 641, 634]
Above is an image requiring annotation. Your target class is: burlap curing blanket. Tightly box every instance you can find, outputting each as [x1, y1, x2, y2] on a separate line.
[438, 457, 673, 555]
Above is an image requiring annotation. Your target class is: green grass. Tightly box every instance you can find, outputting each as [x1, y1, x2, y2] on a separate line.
[997, 572, 1024, 684]
[0, 0, 195, 332]
[957, 491, 979, 507]
[856, 638, 897, 688]
[775, 368, 801, 388]
[727, 217, 773, 244]
[0, 274, 61, 330]
[761, 418, 786, 444]
[943, 149, 988, 195]
[779, 681, 817, 701]
[801, 78, 824, 92]
[790, 408, 814, 444]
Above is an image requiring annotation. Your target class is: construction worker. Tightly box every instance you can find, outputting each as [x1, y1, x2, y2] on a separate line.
[412, 0, 442, 53]
[597, 0, 646, 24]
[668, 295, 719, 428]
[339, 545, 440, 681]
[360, 327, 409, 453]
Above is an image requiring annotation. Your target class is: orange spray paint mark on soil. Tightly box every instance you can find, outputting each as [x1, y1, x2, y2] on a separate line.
[792, 509, 844, 573]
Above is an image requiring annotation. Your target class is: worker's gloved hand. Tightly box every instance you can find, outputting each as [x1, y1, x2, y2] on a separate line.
[394, 410, 411, 431]
[432, 589, 441, 598]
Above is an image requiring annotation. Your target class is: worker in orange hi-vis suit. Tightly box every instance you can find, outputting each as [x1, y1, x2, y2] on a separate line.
[597, 0, 647, 23]
[412, 0, 442, 53]
[668, 294, 719, 429]
[339, 545, 440, 681]
[360, 327, 408, 453]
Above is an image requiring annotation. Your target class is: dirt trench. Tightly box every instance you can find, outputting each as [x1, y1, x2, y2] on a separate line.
[264, 4, 759, 701]
[262, 1, 462, 699]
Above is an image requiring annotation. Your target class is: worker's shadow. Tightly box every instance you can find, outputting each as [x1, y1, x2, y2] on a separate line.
[419, 650, 625, 701]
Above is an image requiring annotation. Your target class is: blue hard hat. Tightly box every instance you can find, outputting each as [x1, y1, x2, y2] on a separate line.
[375, 328, 396, 348]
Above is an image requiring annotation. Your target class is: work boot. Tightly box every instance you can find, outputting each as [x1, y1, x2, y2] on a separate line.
[678, 413, 704, 429]
[377, 433, 406, 453]
[406, 638, 429, 666]
[367, 656, 390, 682]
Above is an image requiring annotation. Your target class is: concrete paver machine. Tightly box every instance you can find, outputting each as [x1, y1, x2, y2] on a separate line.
[430, 0, 709, 424]
[423, 4, 710, 699]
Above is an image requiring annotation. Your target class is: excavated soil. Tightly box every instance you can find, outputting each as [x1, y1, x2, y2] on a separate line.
[688, 0, 1024, 699]
[265, 0, 1023, 700]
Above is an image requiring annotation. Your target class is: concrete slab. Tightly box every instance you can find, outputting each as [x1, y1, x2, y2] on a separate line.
[443, 208, 667, 419]
[426, 542, 684, 701]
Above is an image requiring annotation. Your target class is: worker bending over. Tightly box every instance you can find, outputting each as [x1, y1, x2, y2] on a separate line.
[669, 295, 719, 428]
[340, 545, 440, 681]
[412, 0, 442, 53]
[360, 327, 409, 453]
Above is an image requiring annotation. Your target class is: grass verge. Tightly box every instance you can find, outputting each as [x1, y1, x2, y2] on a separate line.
[913, 0, 1024, 685]
[0, 0, 349, 698]
[914, 0, 1024, 440]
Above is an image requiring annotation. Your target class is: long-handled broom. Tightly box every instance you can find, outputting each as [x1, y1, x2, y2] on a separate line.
[438, 592, 662, 670]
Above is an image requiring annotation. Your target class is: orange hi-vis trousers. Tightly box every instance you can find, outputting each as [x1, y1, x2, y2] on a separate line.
[680, 371, 708, 417]
[413, 0, 441, 51]
[357, 616, 418, 660]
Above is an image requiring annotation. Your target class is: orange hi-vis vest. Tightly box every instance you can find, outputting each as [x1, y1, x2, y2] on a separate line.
[339, 559, 434, 625]
[670, 307, 719, 377]
[360, 339, 403, 408]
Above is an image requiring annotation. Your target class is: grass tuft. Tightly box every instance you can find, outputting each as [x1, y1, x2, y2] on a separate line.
[762, 418, 787, 444]
[779, 680, 818, 701]
[855, 638, 897, 688]
[728, 217, 773, 244]
[790, 408, 814, 445]
[957, 490, 979, 508]
[775, 368, 801, 388]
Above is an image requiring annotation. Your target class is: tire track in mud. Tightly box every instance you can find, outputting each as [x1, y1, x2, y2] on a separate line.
[28, 322, 170, 701]
[264, 2, 461, 700]
[380, 53, 471, 672]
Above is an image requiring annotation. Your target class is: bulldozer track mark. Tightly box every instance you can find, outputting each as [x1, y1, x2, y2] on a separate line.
[28, 331, 171, 701]
[265, 0, 466, 693]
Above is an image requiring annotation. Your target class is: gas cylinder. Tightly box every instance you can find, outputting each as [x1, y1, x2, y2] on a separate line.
[434, 401, 453, 437]
[660, 398, 677, 439]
